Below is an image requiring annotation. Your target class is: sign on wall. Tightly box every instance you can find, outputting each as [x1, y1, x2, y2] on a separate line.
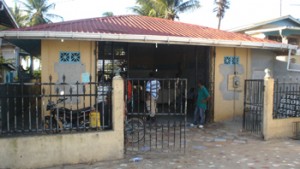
[277, 93, 300, 118]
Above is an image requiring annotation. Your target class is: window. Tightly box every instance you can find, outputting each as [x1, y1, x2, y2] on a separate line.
[288, 38, 299, 46]
[268, 36, 282, 43]
[98, 42, 128, 82]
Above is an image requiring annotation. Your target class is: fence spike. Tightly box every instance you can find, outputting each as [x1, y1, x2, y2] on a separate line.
[62, 75, 66, 83]
[69, 86, 73, 94]
[56, 87, 59, 94]
[83, 85, 86, 93]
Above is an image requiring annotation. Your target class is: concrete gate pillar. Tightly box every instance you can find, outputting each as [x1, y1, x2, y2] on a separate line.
[263, 68, 274, 140]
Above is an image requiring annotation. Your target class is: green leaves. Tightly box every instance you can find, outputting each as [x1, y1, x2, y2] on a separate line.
[10, 0, 63, 27]
[131, 0, 200, 20]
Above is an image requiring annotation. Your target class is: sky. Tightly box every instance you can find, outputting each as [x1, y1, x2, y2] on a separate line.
[4, 0, 300, 30]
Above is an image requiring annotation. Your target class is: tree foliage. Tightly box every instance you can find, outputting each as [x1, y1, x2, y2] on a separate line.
[9, 3, 28, 27]
[213, 0, 230, 29]
[131, 0, 200, 20]
[11, 0, 63, 27]
[102, 12, 114, 17]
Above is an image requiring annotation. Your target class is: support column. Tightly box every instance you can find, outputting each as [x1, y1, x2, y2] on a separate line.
[112, 74, 125, 136]
[263, 68, 274, 140]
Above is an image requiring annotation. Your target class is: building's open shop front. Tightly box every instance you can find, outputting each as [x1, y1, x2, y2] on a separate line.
[98, 41, 212, 119]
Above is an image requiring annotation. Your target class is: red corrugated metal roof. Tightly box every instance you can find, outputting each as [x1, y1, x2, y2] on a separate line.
[9, 15, 278, 44]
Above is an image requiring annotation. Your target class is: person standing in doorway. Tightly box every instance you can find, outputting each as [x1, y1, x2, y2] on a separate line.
[193, 80, 210, 129]
[146, 72, 160, 122]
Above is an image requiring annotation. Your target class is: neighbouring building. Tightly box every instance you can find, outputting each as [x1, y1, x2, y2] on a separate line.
[0, 0, 19, 82]
[231, 15, 300, 75]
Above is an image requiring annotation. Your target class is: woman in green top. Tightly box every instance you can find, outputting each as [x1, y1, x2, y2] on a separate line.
[193, 80, 210, 128]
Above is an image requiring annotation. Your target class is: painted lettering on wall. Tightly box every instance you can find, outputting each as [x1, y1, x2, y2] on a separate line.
[277, 94, 300, 118]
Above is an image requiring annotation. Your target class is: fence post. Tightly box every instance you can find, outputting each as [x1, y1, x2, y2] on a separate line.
[263, 68, 274, 140]
[112, 74, 125, 145]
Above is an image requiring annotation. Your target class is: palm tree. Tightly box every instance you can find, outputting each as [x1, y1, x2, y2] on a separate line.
[131, 0, 160, 18]
[18, 0, 63, 26]
[9, 3, 28, 27]
[131, 0, 200, 20]
[213, 0, 230, 30]
[102, 12, 114, 17]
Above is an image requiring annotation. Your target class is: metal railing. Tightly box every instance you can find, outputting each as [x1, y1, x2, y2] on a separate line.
[0, 76, 112, 137]
[274, 81, 300, 119]
[124, 78, 187, 153]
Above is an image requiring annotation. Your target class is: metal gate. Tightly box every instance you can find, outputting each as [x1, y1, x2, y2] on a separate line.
[243, 80, 264, 136]
[124, 78, 187, 154]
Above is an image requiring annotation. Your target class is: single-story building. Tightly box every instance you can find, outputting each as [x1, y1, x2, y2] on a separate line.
[0, 15, 298, 168]
[1, 15, 297, 120]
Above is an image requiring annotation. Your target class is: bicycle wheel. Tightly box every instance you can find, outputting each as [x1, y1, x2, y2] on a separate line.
[125, 117, 145, 143]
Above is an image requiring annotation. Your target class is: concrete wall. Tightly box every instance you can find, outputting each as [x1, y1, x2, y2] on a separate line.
[214, 47, 251, 121]
[263, 77, 300, 140]
[251, 48, 300, 82]
[0, 76, 125, 169]
[273, 60, 300, 82]
[251, 49, 275, 79]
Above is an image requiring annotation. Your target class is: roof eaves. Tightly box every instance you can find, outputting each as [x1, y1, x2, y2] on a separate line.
[245, 26, 300, 35]
[0, 31, 297, 50]
[229, 15, 300, 32]
[245, 26, 288, 35]
[0, 0, 19, 28]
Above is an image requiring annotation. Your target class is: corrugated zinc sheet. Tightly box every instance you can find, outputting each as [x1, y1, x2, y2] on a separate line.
[9, 15, 279, 44]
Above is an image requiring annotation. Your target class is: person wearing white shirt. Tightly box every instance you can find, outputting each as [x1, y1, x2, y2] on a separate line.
[146, 72, 160, 121]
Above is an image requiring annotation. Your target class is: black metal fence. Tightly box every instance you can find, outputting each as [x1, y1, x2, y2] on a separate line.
[0, 76, 112, 137]
[273, 81, 300, 119]
[124, 78, 187, 153]
[243, 80, 264, 136]
[125, 78, 187, 115]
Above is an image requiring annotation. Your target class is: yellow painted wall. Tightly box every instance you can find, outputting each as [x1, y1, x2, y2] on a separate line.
[41, 40, 96, 83]
[263, 78, 300, 140]
[214, 47, 251, 121]
[41, 40, 97, 110]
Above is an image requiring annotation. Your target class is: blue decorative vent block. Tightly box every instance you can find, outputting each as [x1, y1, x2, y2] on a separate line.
[60, 52, 81, 63]
[224, 56, 240, 65]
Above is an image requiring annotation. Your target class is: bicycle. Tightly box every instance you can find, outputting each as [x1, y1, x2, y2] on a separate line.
[125, 116, 145, 143]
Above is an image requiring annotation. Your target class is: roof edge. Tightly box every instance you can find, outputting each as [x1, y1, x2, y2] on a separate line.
[0, 0, 19, 28]
[229, 15, 300, 32]
[245, 26, 300, 35]
[0, 31, 297, 50]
